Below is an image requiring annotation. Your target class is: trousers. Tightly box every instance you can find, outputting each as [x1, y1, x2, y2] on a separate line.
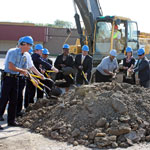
[16, 76, 25, 114]
[0, 76, 18, 123]
[95, 70, 112, 82]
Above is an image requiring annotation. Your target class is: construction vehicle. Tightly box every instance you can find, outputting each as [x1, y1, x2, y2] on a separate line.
[71, 0, 145, 66]
[68, 29, 88, 55]
[139, 32, 150, 54]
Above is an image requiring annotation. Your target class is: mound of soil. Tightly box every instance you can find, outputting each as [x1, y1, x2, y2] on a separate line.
[18, 82, 150, 149]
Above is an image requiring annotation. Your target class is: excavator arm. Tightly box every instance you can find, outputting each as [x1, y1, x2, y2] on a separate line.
[73, 0, 103, 49]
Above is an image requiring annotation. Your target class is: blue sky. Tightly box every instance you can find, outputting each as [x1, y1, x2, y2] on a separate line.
[0, 0, 150, 32]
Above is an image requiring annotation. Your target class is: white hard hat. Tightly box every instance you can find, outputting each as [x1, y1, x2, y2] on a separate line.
[110, 49, 117, 56]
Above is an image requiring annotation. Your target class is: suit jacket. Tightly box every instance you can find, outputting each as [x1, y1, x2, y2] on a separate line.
[134, 56, 150, 82]
[32, 53, 52, 71]
[54, 54, 74, 70]
[75, 54, 93, 74]
[46, 58, 53, 65]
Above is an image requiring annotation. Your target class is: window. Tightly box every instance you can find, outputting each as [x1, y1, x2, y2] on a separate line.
[128, 22, 138, 41]
[95, 22, 112, 54]
[127, 22, 138, 50]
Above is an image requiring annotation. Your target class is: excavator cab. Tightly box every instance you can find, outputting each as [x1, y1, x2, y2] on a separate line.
[93, 16, 139, 65]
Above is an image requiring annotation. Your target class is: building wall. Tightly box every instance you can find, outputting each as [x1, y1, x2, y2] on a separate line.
[0, 41, 43, 54]
[0, 23, 47, 54]
[0, 23, 79, 55]
[0, 24, 47, 42]
[44, 27, 79, 55]
[0, 40, 17, 54]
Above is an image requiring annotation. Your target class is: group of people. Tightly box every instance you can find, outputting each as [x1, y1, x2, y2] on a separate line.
[0, 35, 150, 130]
[0, 36, 93, 130]
[95, 46, 150, 88]
[54, 44, 93, 90]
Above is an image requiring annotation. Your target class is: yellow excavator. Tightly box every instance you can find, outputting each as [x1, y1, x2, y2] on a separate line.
[139, 32, 150, 54]
[69, 0, 149, 66]
[69, 29, 88, 55]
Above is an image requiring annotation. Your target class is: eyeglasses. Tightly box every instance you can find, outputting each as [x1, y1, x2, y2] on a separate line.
[138, 54, 143, 56]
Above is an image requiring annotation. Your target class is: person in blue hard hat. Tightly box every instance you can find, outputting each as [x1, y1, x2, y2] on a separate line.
[0, 36, 33, 127]
[54, 44, 74, 92]
[16, 41, 45, 117]
[75, 45, 93, 85]
[42, 48, 52, 65]
[96, 49, 118, 82]
[122, 46, 136, 84]
[129, 48, 150, 88]
[26, 44, 58, 105]
[41, 48, 53, 79]
[41, 48, 62, 97]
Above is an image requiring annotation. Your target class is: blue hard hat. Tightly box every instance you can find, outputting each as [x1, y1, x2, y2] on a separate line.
[137, 48, 145, 56]
[126, 46, 132, 53]
[21, 36, 34, 45]
[110, 49, 117, 56]
[34, 44, 43, 50]
[42, 48, 50, 55]
[82, 45, 89, 51]
[18, 37, 24, 45]
[29, 48, 33, 54]
[63, 44, 70, 49]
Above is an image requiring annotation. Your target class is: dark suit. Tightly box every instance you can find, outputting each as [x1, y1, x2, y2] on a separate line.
[46, 58, 53, 66]
[43, 58, 53, 78]
[134, 56, 150, 88]
[54, 54, 74, 87]
[75, 54, 92, 85]
[32, 53, 52, 71]
[25, 53, 53, 108]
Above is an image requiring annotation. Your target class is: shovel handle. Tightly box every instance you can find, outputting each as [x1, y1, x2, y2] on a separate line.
[46, 70, 56, 73]
[37, 85, 43, 91]
[69, 74, 74, 80]
[39, 81, 52, 91]
[82, 71, 89, 84]
[30, 74, 41, 79]
[38, 81, 44, 86]
[45, 72, 51, 78]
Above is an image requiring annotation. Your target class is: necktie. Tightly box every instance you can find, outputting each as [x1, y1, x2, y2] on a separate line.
[81, 55, 85, 64]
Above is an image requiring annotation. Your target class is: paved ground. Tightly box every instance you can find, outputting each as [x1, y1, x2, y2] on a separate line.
[1, 57, 150, 150]
[0, 116, 91, 150]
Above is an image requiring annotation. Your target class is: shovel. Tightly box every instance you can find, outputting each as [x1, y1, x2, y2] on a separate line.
[29, 73, 61, 97]
[30, 74, 54, 83]
[27, 73, 51, 99]
[47, 68, 75, 80]
[82, 71, 89, 84]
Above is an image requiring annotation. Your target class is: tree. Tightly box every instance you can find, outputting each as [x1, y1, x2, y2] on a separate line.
[54, 20, 73, 28]
[23, 20, 73, 28]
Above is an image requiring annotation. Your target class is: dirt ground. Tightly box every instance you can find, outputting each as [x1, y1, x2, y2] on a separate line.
[1, 118, 150, 150]
[1, 58, 150, 150]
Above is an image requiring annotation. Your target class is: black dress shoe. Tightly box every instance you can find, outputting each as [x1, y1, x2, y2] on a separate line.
[16, 112, 24, 117]
[0, 125, 3, 130]
[0, 116, 4, 121]
[8, 122, 20, 127]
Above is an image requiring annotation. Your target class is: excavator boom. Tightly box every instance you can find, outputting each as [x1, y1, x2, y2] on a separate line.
[74, 0, 102, 42]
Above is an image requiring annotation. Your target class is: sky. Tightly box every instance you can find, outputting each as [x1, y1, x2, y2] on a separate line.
[0, 0, 150, 32]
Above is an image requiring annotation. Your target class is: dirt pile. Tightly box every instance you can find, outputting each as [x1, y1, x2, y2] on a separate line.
[18, 82, 150, 149]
